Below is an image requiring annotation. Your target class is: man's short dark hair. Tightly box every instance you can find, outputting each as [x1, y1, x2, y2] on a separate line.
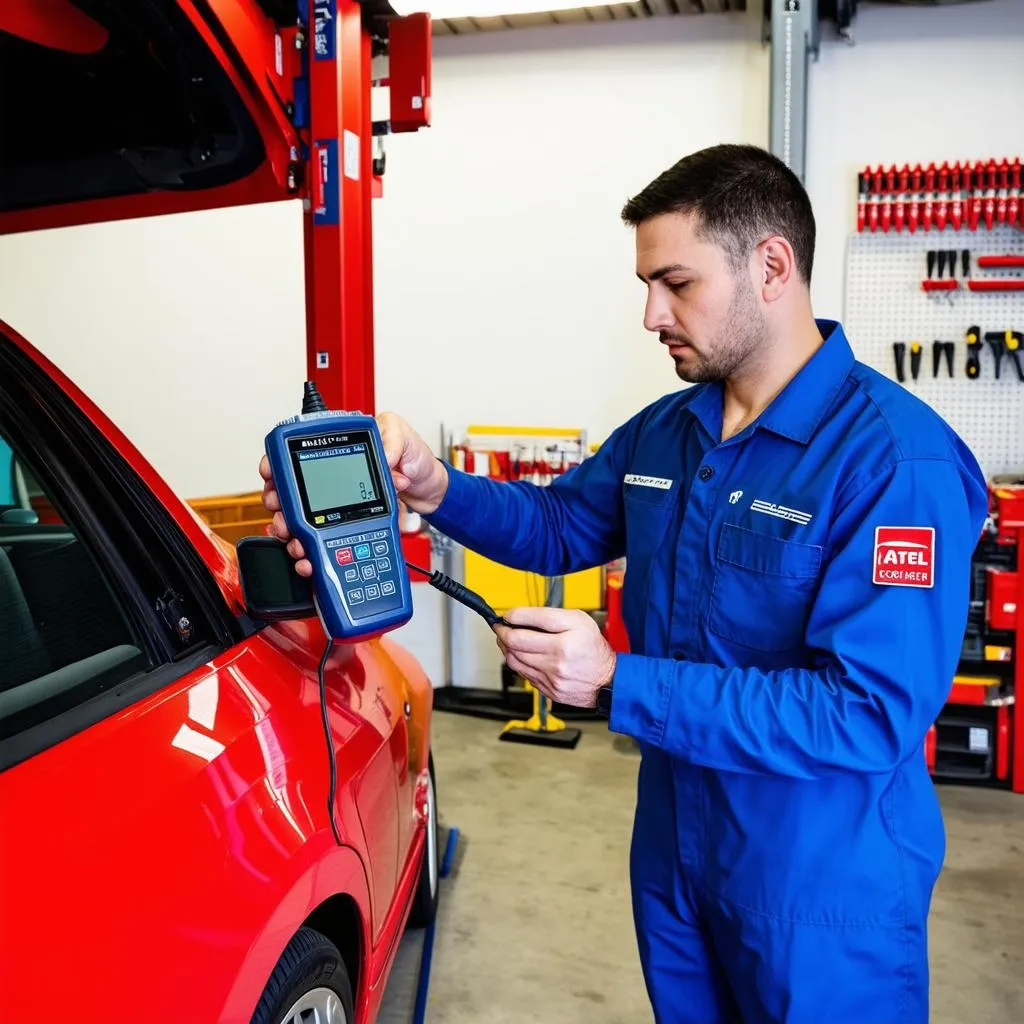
[621, 143, 816, 284]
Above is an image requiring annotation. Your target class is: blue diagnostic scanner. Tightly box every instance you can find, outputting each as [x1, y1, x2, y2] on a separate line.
[265, 383, 413, 642]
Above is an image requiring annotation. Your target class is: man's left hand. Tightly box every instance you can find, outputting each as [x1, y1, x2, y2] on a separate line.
[494, 608, 616, 709]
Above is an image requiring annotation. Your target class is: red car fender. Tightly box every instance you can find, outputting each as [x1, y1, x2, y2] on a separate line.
[378, 636, 434, 777]
[218, 837, 372, 1023]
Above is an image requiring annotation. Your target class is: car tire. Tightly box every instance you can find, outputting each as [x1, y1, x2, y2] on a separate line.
[406, 753, 439, 929]
[250, 926, 355, 1024]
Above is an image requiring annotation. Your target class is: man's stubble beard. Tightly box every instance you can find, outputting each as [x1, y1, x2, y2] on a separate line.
[674, 277, 767, 385]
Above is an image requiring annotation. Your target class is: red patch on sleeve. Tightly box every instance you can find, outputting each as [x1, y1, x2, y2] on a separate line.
[873, 527, 935, 588]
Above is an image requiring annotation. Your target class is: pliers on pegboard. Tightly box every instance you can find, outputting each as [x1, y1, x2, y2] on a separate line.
[986, 330, 1024, 382]
[1008, 332, 1024, 382]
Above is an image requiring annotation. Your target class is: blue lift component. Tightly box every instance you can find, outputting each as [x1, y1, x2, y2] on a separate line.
[411, 827, 460, 1024]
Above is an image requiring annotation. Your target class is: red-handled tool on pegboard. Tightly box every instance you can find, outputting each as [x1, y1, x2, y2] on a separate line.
[908, 164, 922, 233]
[881, 165, 895, 233]
[967, 279, 1024, 292]
[969, 160, 984, 230]
[977, 255, 1024, 268]
[950, 161, 964, 231]
[869, 166, 882, 233]
[984, 159, 998, 230]
[935, 161, 950, 231]
[997, 158, 1010, 225]
[857, 168, 869, 232]
[922, 163, 936, 231]
[1009, 158, 1022, 228]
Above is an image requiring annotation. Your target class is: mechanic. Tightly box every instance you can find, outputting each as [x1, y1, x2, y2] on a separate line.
[260, 143, 989, 1024]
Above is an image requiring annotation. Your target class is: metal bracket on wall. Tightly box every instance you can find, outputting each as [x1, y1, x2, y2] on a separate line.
[764, 0, 819, 185]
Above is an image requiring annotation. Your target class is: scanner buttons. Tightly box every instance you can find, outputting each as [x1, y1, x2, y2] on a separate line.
[336, 531, 397, 611]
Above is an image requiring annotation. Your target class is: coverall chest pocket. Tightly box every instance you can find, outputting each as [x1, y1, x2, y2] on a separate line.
[708, 524, 822, 652]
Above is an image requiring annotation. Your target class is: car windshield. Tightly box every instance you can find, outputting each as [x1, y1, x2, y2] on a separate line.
[0, 0, 264, 214]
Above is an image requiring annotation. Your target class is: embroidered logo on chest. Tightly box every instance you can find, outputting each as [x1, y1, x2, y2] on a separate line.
[750, 498, 813, 526]
[873, 527, 935, 588]
[624, 474, 673, 490]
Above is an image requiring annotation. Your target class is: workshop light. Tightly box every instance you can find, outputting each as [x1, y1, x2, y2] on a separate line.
[392, 1, 618, 19]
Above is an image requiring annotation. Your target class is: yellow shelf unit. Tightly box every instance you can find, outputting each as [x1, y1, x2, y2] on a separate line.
[450, 422, 604, 613]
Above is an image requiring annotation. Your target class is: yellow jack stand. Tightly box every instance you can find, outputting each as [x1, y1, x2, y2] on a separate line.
[499, 680, 582, 749]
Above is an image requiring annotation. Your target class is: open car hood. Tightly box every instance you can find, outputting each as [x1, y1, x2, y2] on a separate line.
[0, 0, 394, 235]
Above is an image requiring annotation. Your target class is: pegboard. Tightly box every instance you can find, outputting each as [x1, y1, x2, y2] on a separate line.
[844, 225, 1024, 478]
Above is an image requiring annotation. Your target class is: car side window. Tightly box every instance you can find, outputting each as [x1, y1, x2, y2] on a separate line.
[0, 437, 14, 507]
[0, 427, 149, 741]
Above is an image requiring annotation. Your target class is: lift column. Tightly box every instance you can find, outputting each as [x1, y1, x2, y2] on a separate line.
[301, 0, 375, 412]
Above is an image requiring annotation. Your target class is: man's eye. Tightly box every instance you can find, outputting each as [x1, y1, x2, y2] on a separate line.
[667, 281, 691, 292]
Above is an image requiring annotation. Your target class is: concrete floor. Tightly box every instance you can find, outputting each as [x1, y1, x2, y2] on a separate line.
[379, 710, 1024, 1023]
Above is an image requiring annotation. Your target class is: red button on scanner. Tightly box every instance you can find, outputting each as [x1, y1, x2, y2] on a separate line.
[336, 547, 354, 565]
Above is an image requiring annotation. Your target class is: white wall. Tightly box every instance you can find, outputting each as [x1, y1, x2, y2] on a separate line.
[373, 11, 767, 453]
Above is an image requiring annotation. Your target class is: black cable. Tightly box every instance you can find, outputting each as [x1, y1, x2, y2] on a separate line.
[303, 381, 327, 414]
[318, 633, 343, 846]
[406, 561, 552, 633]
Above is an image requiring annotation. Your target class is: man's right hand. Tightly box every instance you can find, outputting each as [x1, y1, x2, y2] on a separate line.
[259, 411, 448, 576]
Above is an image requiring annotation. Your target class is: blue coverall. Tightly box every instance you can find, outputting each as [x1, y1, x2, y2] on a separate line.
[425, 320, 989, 1023]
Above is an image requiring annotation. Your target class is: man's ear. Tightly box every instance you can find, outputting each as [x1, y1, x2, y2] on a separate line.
[758, 236, 796, 302]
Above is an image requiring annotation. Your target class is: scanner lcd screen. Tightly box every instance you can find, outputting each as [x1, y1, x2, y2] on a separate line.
[288, 429, 390, 528]
[298, 444, 377, 512]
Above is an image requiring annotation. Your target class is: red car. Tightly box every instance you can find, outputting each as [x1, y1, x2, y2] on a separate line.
[0, 3, 439, 1022]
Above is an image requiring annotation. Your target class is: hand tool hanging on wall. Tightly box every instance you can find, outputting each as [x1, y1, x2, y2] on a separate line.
[968, 280, 1024, 292]
[1009, 158, 1022, 227]
[922, 163, 936, 231]
[881, 165, 895, 233]
[985, 332, 1007, 379]
[1004, 331, 1024, 382]
[895, 164, 909, 232]
[965, 326, 982, 379]
[932, 340, 955, 378]
[997, 159, 1010, 225]
[934, 162, 948, 230]
[950, 161, 964, 231]
[977, 255, 1024, 269]
[909, 164, 922, 232]
[985, 159, 998, 230]
[857, 169, 869, 232]
[870, 166, 883, 232]
[970, 160, 985, 230]
[893, 342, 907, 383]
[910, 341, 923, 381]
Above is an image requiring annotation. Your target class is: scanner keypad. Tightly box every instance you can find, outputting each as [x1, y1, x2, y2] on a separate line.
[327, 529, 402, 619]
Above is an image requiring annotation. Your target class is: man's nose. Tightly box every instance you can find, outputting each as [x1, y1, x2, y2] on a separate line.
[644, 288, 674, 334]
